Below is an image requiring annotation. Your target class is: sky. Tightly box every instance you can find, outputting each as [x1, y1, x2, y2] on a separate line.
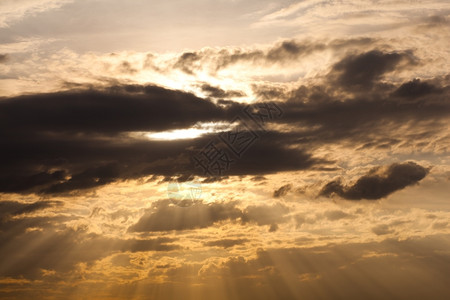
[0, 0, 449, 299]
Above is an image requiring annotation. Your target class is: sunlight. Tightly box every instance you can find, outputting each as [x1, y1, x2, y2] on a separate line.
[144, 122, 230, 141]
[146, 128, 210, 140]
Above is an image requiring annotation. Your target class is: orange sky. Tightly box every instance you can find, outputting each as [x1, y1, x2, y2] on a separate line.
[0, 1, 449, 299]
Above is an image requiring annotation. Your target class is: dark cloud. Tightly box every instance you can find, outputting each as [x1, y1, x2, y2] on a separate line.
[420, 14, 450, 29]
[1, 49, 449, 196]
[277, 72, 450, 149]
[128, 200, 243, 232]
[393, 78, 441, 98]
[117, 61, 138, 74]
[174, 52, 201, 74]
[273, 184, 292, 198]
[0, 200, 61, 219]
[329, 50, 417, 89]
[0, 226, 180, 279]
[129, 200, 291, 232]
[219, 38, 374, 70]
[0, 201, 64, 235]
[0, 85, 229, 133]
[178, 38, 375, 72]
[320, 162, 429, 200]
[121, 237, 181, 252]
[0, 54, 8, 63]
[196, 235, 450, 300]
[250, 175, 267, 181]
[204, 238, 249, 248]
[265, 40, 326, 62]
[0, 84, 328, 195]
[200, 83, 246, 98]
[2, 233, 449, 299]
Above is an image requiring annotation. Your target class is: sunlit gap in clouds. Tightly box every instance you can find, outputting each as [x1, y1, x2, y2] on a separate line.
[142, 122, 231, 141]
[136, 60, 255, 103]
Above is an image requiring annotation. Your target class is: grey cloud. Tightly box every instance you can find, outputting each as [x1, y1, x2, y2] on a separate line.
[200, 83, 246, 98]
[0, 85, 230, 134]
[294, 214, 316, 229]
[0, 226, 180, 280]
[174, 52, 201, 74]
[0, 54, 8, 63]
[265, 40, 326, 62]
[320, 162, 429, 200]
[393, 78, 442, 98]
[1, 49, 449, 196]
[129, 200, 291, 232]
[198, 235, 450, 300]
[323, 210, 354, 221]
[432, 221, 448, 230]
[242, 203, 290, 227]
[204, 238, 249, 248]
[128, 200, 243, 232]
[0, 201, 65, 235]
[273, 184, 292, 198]
[420, 14, 450, 28]
[329, 50, 417, 89]
[251, 175, 267, 181]
[372, 224, 395, 235]
[0, 84, 327, 195]
[121, 237, 181, 252]
[176, 38, 375, 72]
[117, 61, 138, 74]
[0, 200, 61, 219]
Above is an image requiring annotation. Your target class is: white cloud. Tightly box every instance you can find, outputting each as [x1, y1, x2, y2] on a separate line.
[0, 0, 72, 27]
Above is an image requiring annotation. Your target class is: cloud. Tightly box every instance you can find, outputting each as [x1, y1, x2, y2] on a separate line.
[173, 52, 201, 74]
[320, 162, 429, 200]
[121, 237, 181, 252]
[242, 203, 290, 228]
[329, 50, 417, 89]
[173, 38, 375, 73]
[323, 210, 354, 221]
[0, 226, 180, 279]
[277, 72, 450, 150]
[200, 84, 246, 99]
[129, 200, 291, 232]
[197, 235, 450, 300]
[0, 200, 61, 219]
[393, 78, 441, 98]
[0, 85, 229, 133]
[204, 238, 249, 248]
[372, 224, 395, 235]
[0, 200, 64, 233]
[273, 184, 292, 198]
[128, 200, 243, 232]
[0, 84, 326, 195]
[0, 0, 72, 27]
[1, 48, 449, 195]
[0, 54, 8, 63]
[0, 85, 232, 194]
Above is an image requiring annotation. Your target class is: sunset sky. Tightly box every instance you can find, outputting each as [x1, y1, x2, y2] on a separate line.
[0, 1, 450, 299]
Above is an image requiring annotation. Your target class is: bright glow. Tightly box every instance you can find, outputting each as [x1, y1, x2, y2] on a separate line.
[146, 128, 210, 140]
[144, 122, 230, 141]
